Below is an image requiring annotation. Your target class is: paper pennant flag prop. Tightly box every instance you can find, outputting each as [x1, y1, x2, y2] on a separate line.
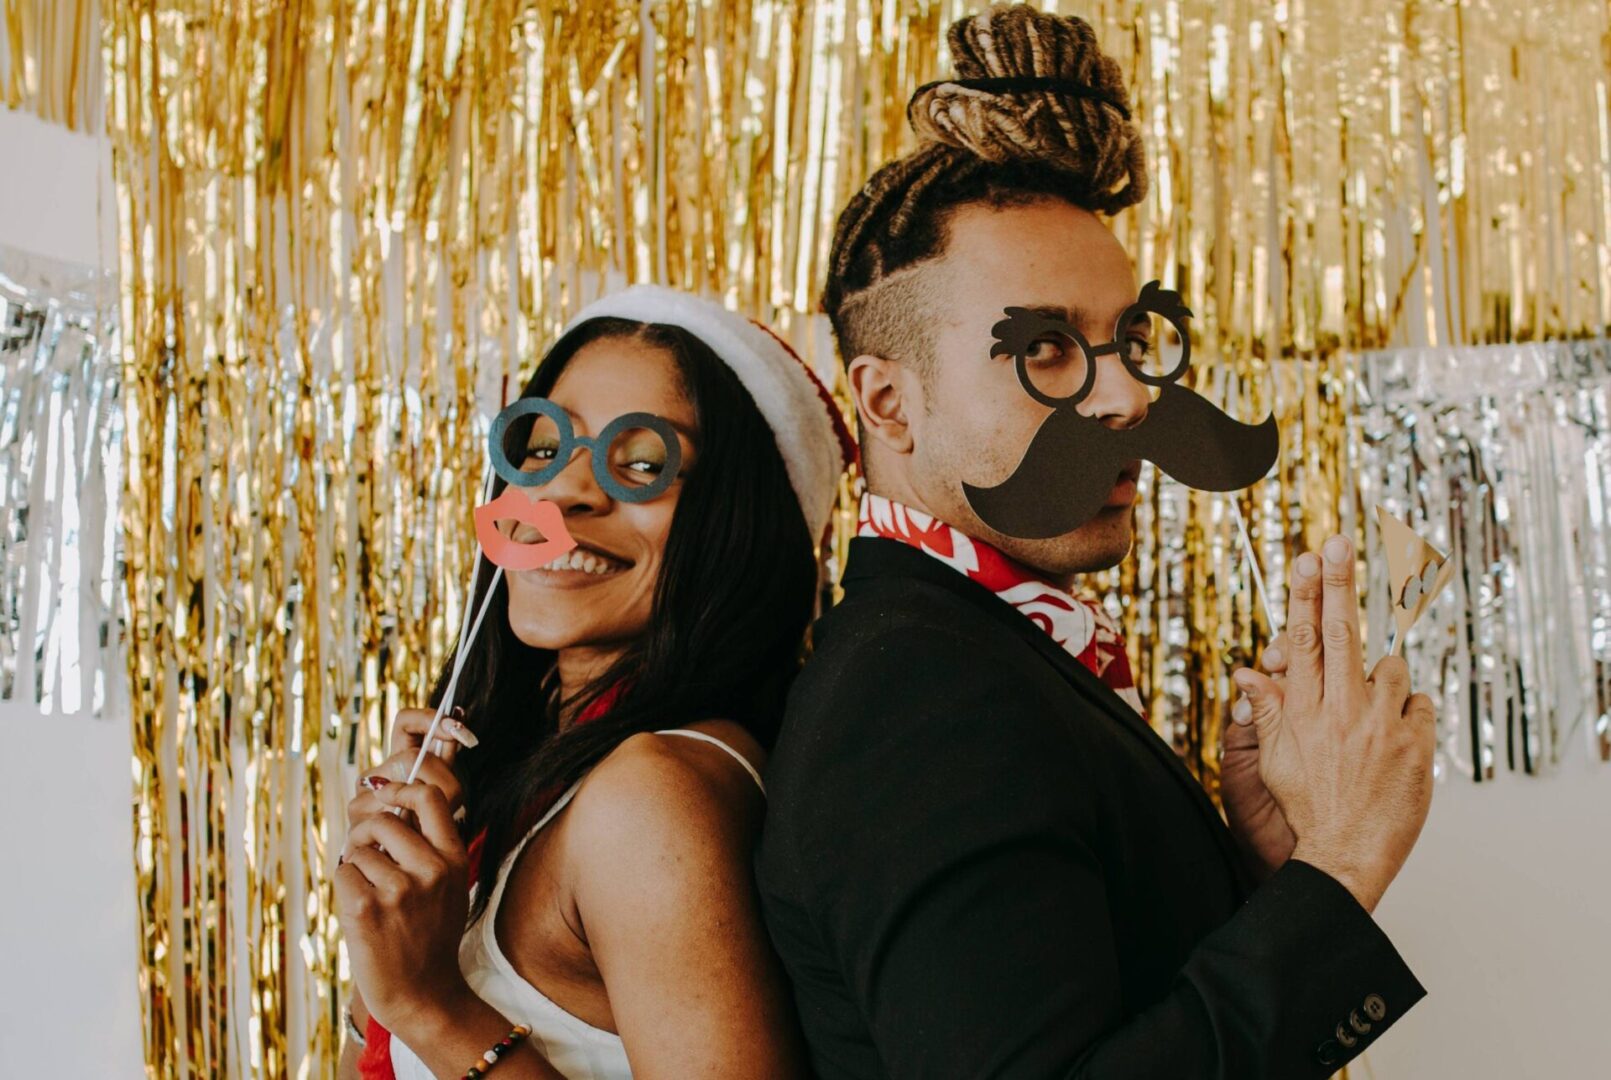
[1375, 504, 1456, 653]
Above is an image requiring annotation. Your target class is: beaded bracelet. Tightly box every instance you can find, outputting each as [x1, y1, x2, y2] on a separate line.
[463, 1023, 531, 1079]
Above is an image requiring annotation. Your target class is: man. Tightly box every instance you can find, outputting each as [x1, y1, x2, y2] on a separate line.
[755, 6, 1433, 1078]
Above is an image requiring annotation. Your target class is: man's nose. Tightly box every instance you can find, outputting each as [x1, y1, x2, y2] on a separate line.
[1079, 354, 1151, 431]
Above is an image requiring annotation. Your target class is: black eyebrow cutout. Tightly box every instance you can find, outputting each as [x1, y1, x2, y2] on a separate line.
[990, 281, 1195, 407]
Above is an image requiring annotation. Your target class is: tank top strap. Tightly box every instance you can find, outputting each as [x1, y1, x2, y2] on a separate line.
[478, 777, 585, 913]
[653, 728, 766, 796]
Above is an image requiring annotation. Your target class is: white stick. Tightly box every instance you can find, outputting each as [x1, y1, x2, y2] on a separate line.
[395, 466, 499, 796]
[1230, 498, 1280, 634]
[402, 564, 504, 784]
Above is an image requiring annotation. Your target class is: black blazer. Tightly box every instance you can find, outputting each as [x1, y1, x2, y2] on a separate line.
[756, 537, 1424, 1079]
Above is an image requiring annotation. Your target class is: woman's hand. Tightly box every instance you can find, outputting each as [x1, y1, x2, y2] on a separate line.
[335, 782, 477, 1037]
[386, 706, 480, 766]
[344, 708, 474, 859]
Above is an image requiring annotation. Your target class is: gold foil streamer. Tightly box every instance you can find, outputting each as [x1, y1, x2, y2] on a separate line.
[0, 244, 121, 715]
[104, 1, 1611, 1076]
[2, 0, 102, 131]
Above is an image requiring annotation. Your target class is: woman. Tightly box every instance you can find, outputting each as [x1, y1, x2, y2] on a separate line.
[334, 285, 853, 1080]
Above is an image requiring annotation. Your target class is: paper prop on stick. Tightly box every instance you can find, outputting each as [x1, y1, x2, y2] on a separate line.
[475, 491, 576, 570]
[406, 396, 686, 784]
[478, 394, 687, 569]
[1376, 505, 1456, 656]
[486, 396, 683, 503]
[402, 464, 510, 787]
[962, 281, 1280, 540]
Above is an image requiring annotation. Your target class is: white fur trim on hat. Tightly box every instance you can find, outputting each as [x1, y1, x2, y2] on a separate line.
[562, 285, 850, 544]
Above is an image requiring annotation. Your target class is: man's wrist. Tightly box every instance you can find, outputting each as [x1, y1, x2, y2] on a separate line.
[1289, 843, 1383, 913]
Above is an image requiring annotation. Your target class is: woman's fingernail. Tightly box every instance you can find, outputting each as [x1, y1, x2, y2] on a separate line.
[1232, 668, 1257, 691]
[1296, 552, 1321, 578]
[1263, 646, 1284, 669]
[450, 706, 466, 720]
[360, 775, 390, 791]
[1232, 696, 1253, 724]
[1324, 536, 1351, 564]
[444, 718, 480, 748]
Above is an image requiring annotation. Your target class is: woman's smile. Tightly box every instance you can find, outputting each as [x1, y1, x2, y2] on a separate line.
[510, 528, 635, 587]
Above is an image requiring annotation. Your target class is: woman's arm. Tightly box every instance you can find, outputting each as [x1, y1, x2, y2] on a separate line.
[566, 732, 813, 1080]
[335, 705, 488, 1078]
[338, 991, 367, 1080]
[339, 728, 809, 1080]
[338, 783, 568, 1080]
[389, 988, 567, 1080]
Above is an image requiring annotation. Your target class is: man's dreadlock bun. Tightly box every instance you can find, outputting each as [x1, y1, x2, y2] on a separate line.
[907, 4, 1146, 214]
[821, 5, 1147, 357]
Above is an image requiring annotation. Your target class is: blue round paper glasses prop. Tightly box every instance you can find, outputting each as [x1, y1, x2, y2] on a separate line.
[487, 397, 683, 504]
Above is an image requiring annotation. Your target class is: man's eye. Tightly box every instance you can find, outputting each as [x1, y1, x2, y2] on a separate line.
[1025, 338, 1069, 363]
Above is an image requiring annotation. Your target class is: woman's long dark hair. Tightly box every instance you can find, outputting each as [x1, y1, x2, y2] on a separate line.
[435, 316, 818, 923]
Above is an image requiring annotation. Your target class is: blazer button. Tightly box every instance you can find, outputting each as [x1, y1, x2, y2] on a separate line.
[1363, 993, 1387, 1022]
[1349, 1009, 1372, 1035]
[1335, 1023, 1358, 1048]
[1315, 1039, 1341, 1067]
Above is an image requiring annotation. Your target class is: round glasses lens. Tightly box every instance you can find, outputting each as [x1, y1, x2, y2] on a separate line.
[603, 422, 678, 501]
[1122, 309, 1188, 382]
[1017, 329, 1092, 404]
[498, 409, 566, 480]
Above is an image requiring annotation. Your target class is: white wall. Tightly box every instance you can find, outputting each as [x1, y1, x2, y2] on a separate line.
[1365, 740, 1611, 1079]
[0, 106, 142, 1078]
[0, 107, 117, 267]
[0, 702, 143, 1077]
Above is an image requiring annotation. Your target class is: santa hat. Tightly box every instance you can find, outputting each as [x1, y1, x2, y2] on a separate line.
[563, 285, 856, 545]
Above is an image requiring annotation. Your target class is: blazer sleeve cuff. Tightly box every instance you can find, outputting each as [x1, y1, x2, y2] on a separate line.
[1184, 857, 1427, 1076]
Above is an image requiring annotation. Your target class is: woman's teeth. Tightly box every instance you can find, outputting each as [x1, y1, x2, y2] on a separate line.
[542, 547, 625, 575]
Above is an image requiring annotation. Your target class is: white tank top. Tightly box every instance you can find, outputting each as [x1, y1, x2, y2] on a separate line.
[390, 728, 765, 1080]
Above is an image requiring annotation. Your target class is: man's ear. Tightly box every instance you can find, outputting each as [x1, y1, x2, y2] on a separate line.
[846, 353, 915, 456]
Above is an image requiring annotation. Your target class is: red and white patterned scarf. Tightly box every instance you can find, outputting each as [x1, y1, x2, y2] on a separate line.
[857, 492, 1144, 715]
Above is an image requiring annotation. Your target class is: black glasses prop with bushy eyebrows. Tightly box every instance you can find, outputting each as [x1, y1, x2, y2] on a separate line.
[991, 279, 1192, 408]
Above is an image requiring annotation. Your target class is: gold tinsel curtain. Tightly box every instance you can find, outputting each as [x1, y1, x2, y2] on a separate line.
[2, 0, 102, 130]
[88, 0, 1611, 1076]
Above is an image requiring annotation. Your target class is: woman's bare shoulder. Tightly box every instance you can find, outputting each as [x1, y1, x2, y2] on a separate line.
[564, 721, 767, 869]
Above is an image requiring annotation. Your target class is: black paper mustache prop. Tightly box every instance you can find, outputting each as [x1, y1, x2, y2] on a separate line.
[962, 282, 1279, 540]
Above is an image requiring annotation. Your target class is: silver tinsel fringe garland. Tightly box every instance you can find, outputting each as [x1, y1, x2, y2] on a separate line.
[1352, 341, 1611, 780]
[0, 245, 121, 716]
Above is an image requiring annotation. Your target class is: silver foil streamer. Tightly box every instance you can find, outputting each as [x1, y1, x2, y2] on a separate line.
[1352, 341, 1611, 780]
[0, 244, 121, 716]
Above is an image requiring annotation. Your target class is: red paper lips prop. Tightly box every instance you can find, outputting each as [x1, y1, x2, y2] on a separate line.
[473, 486, 578, 570]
